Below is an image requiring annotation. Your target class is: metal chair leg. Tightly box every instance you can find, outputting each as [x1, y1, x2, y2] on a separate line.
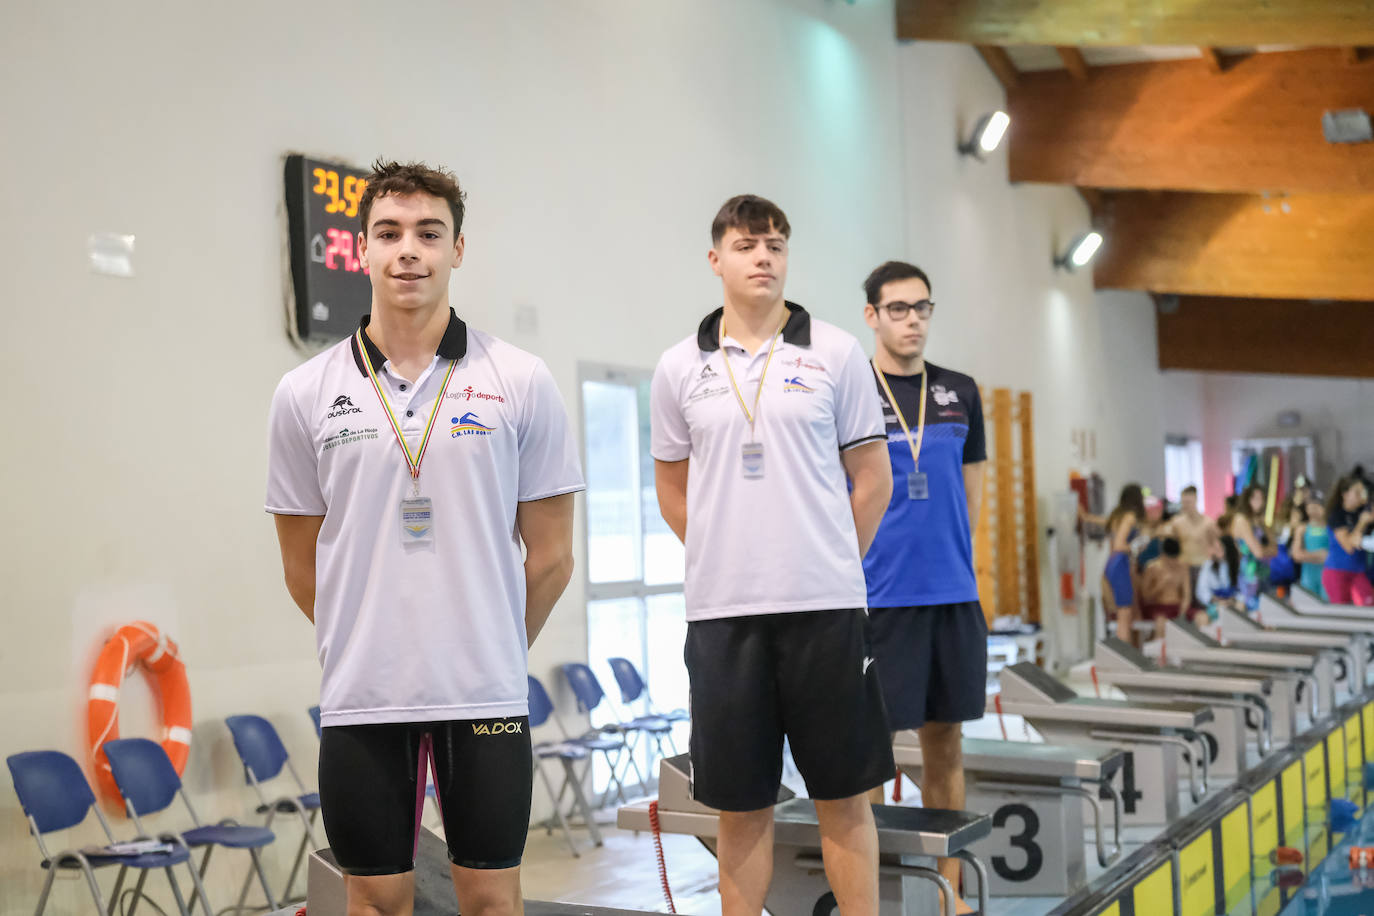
[163, 867, 188, 916]
[954, 850, 990, 916]
[106, 864, 128, 915]
[127, 869, 149, 916]
[250, 848, 280, 910]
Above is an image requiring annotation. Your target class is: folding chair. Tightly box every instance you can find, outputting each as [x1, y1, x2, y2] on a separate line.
[528, 675, 604, 855]
[102, 738, 277, 914]
[223, 715, 322, 905]
[7, 749, 212, 916]
[606, 656, 684, 767]
[560, 662, 669, 798]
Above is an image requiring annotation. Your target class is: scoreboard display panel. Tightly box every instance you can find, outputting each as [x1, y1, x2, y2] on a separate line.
[284, 155, 372, 344]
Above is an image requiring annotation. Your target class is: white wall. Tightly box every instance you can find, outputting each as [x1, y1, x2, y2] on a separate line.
[0, 2, 1175, 907]
[1165, 371, 1374, 508]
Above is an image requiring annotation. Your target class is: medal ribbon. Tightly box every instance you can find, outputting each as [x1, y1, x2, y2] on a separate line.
[720, 315, 788, 440]
[355, 328, 459, 481]
[872, 361, 928, 471]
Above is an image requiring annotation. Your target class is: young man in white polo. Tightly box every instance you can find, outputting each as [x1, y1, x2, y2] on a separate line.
[266, 160, 582, 916]
[861, 261, 987, 913]
[652, 195, 895, 916]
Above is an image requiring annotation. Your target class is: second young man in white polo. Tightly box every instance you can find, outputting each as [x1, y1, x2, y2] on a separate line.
[652, 195, 894, 916]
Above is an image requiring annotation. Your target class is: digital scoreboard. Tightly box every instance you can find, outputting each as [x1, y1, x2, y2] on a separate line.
[284, 155, 372, 345]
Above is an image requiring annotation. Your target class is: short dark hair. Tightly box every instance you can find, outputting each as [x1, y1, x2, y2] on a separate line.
[359, 159, 467, 237]
[711, 195, 790, 246]
[1181, 485, 1198, 496]
[863, 261, 932, 305]
[1162, 537, 1181, 558]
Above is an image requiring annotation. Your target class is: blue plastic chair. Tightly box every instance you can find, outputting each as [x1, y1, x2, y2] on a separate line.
[606, 656, 683, 769]
[528, 675, 604, 855]
[307, 706, 321, 738]
[561, 662, 669, 797]
[224, 716, 322, 904]
[102, 738, 278, 914]
[7, 749, 211, 916]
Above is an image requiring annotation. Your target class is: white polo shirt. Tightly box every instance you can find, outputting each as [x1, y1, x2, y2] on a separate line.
[650, 302, 885, 622]
[266, 310, 584, 727]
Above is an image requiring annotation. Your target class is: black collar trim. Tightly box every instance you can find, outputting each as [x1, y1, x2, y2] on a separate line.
[350, 308, 468, 376]
[696, 301, 811, 352]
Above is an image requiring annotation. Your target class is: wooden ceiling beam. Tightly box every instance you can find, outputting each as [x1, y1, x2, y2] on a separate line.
[975, 45, 1019, 90]
[896, 0, 1374, 46]
[1093, 191, 1374, 301]
[1007, 48, 1374, 193]
[1056, 47, 1089, 80]
[1157, 296, 1374, 378]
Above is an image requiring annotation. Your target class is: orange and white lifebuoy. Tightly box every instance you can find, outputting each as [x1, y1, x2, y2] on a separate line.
[86, 621, 192, 802]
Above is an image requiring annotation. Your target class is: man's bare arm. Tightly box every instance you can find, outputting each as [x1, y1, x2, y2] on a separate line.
[516, 493, 576, 648]
[655, 459, 689, 544]
[273, 514, 325, 623]
[842, 440, 894, 558]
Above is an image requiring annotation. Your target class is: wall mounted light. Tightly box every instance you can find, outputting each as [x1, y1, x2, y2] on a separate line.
[1054, 231, 1103, 271]
[958, 110, 1011, 159]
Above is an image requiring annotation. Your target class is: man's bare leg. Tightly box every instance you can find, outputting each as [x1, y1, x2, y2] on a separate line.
[919, 721, 973, 915]
[718, 807, 775, 916]
[452, 864, 523, 916]
[814, 793, 880, 916]
[346, 872, 414, 916]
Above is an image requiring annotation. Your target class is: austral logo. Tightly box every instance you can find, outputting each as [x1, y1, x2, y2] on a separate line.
[699, 364, 717, 379]
[782, 376, 816, 394]
[472, 721, 523, 736]
[451, 412, 497, 437]
[323, 427, 379, 451]
[447, 385, 506, 404]
[326, 395, 363, 419]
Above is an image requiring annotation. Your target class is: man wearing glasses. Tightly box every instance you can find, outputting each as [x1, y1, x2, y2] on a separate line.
[861, 261, 987, 913]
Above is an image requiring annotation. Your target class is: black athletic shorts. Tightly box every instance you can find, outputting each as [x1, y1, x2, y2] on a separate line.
[684, 609, 895, 812]
[866, 601, 988, 731]
[318, 717, 532, 875]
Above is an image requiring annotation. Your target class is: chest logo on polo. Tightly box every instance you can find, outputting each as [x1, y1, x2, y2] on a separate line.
[782, 376, 816, 394]
[326, 395, 363, 419]
[448, 385, 506, 404]
[932, 385, 959, 406]
[472, 720, 523, 736]
[323, 427, 380, 451]
[451, 412, 497, 437]
[784, 356, 827, 373]
[698, 364, 717, 380]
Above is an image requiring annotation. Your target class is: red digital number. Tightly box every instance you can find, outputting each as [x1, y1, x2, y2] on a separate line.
[324, 227, 368, 274]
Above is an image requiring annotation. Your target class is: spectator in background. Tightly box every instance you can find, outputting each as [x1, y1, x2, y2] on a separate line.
[1324, 476, 1374, 606]
[1230, 484, 1276, 610]
[1168, 485, 1218, 607]
[1293, 497, 1330, 601]
[1101, 484, 1147, 643]
[1140, 537, 1191, 638]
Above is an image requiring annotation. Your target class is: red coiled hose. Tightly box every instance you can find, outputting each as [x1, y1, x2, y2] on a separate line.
[648, 800, 677, 913]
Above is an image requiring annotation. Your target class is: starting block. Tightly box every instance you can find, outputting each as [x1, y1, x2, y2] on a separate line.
[618, 754, 992, 916]
[893, 733, 1125, 898]
[1218, 604, 1368, 694]
[992, 663, 1214, 827]
[1093, 636, 1272, 779]
[1162, 619, 1320, 742]
[306, 827, 660, 914]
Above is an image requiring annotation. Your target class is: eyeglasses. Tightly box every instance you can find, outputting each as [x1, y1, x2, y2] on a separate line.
[877, 299, 935, 320]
